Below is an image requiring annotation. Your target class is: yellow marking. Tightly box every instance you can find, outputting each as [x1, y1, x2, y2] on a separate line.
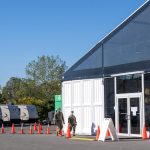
[71, 137, 95, 141]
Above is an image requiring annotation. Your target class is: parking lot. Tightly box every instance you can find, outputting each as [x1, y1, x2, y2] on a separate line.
[0, 125, 150, 150]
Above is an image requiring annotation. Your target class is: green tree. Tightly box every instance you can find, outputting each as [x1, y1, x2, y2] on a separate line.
[39, 80, 61, 111]
[2, 77, 23, 103]
[14, 97, 46, 119]
[15, 79, 43, 100]
[26, 55, 67, 84]
[2, 55, 67, 119]
[25, 55, 67, 118]
[0, 93, 6, 104]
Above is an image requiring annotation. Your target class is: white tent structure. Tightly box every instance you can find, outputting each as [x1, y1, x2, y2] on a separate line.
[62, 1, 150, 136]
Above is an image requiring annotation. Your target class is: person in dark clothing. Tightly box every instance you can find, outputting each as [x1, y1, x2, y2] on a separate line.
[54, 108, 65, 136]
[68, 111, 77, 136]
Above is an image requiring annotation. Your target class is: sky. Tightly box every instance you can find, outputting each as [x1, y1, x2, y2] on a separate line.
[0, 0, 146, 87]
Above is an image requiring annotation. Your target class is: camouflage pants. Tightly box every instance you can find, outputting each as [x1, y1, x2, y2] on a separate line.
[70, 124, 76, 135]
[56, 121, 63, 134]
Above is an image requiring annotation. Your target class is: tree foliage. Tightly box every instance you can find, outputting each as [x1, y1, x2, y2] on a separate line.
[1, 55, 67, 119]
[26, 55, 67, 84]
[2, 77, 22, 101]
[0, 93, 6, 104]
[14, 97, 46, 119]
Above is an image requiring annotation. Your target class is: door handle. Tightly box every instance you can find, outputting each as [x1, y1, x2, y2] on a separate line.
[125, 114, 130, 120]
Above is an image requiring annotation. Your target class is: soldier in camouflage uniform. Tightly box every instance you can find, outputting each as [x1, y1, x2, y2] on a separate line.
[54, 108, 65, 136]
[68, 111, 77, 136]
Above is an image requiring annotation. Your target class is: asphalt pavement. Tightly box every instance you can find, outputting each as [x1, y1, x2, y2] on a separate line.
[0, 125, 150, 150]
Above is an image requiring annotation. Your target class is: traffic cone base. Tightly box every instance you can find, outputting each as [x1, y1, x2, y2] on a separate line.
[106, 129, 110, 137]
[37, 125, 42, 134]
[19, 123, 24, 134]
[19, 128, 24, 134]
[59, 130, 63, 136]
[11, 123, 16, 134]
[142, 125, 147, 140]
[37, 130, 42, 134]
[1, 128, 5, 134]
[29, 125, 33, 134]
[96, 126, 100, 141]
[66, 124, 71, 139]
[1, 124, 5, 134]
[40, 124, 43, 130]
[46, 125, 50, 134]
[34, 122, 37, 131]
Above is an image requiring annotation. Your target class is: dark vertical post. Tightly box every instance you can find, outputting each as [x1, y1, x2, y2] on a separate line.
[102, 43, 105, 119]
[102, 43, 104, 79]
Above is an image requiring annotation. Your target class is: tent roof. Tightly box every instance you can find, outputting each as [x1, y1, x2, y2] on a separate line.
[64, 0, 150, 81]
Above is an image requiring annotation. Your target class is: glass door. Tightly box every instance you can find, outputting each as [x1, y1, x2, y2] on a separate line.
[118, 98, 128, 135]
[130, 97, 140, 135]
[117, 95, 141, 136]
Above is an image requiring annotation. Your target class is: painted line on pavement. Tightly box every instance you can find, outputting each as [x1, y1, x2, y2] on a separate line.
[70, 137, 95, 141]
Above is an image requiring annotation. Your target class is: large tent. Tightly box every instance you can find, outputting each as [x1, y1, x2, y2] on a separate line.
[62, 1, 150, 136]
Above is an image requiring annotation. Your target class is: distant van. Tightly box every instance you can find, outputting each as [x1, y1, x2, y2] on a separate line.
[48, 111, 55, 125]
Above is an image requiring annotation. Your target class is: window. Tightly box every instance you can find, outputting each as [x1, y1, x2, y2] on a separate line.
[117, 74, 142, 94]
[104, 78, 115, 124]
[103, 5, 150, 76]
[74, 46, 102, 71]
[104, 6, 150, 68]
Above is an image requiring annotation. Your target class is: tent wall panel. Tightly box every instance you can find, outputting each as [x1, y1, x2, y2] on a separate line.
[72, 81, 82, 106]
[94, 106, 102, 128]
[63, 107, 71, 132]
[83, 107, 91, 134]
[63, 82, 71, 107]
[73, 107, 82, 134]
[83, 80, 92, 105]
[62, 78, 104, 135]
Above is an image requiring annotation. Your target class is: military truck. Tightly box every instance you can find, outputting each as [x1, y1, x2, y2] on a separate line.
[18, 105, 38, 123]
[0, 105, 20, 124]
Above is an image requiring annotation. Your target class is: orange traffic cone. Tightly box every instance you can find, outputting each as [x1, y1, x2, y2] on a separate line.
[142, 124, 147, 140]
[46, 124, 50, 134]
[66, 123, 71, 139]
[59, 130, 63, 136]
[96, 126, 100, 141]
[29, 125, 33, 134]
[11, 123, 16, 134]
[37, 124, 42, 134]
[40, 124, 43, 130]
[33, 122, 37, 131]
[1, 124, 5, 134]
[19, 123, 24, 134]
[38, 123, 42, 131]
[106, 129, 110, 137]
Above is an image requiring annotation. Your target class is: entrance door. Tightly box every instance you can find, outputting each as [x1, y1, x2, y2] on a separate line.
[118, 98, 128, 134]
[117, 95, 141, 136]
[130, 97, 140, 135]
